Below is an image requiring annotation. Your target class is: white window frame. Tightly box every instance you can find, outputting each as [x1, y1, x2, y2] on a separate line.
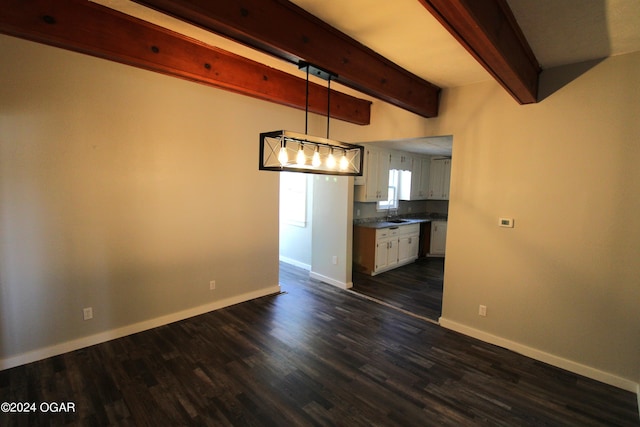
[377, 169, 400, 211]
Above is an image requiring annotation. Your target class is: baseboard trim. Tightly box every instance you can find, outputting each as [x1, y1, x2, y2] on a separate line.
[279, 256, 311, 271]
[309, 271, 352, 289]
[439, 317, 639, 394]
[637, 384, 640, 419]
[0, 285, 281, 371]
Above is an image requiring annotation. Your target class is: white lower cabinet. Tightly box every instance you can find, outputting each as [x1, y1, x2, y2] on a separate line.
[374, 224, 420, 275]
[354, 222, 421, 276]
[429, 220, 447, 255]
[398, 233, 420, 264]
[375, 227, 398, 272]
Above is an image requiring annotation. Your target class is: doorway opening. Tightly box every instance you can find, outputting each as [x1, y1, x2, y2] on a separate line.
[350, 135, 452, 322]
[278, 172, 354, 290]
[279, 172, 313, 271]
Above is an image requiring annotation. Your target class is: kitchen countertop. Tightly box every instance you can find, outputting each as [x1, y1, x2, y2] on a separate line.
[355, 217, 440, 229]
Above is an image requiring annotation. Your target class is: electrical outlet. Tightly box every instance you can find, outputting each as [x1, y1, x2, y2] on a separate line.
[478, 305, 487, 317]
[83, 307, 93, 320]
[209, 280, 216, 290]
[332, 256, 338, 265]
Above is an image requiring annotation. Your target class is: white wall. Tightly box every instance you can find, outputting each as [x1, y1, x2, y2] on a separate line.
[431, 52, 640, 390]
[310, 175, 354, 289]
[279, 174, 313, 269]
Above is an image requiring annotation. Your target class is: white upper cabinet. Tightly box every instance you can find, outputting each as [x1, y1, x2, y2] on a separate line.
[408, 156, 431, 200]
[427, 158, 451, 200]
[355, 148, 451, 202]
[354, 148, 391, 202]
[390, 151, 411, 170]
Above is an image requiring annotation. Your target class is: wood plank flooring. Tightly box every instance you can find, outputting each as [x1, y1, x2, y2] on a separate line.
[1, 262, 638, 426]
[352, 257, 445, 321]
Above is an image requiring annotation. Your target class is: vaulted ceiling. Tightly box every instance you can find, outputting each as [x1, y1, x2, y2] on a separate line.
[2, 0, 639, 127]
[289, 0, 640, 85]
[126, 0, 541, 112]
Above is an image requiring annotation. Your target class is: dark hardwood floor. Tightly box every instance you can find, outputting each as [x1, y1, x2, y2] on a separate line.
[1, 262, 638, 426]
[352, 257, 444, 322]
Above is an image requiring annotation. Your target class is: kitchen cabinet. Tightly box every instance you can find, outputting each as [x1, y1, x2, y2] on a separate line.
[354, 223, 420, 275]
[427, 158, 451, 200]
[398, 231, 419, 264]
[390, 151, 411, 170]
[376, 228, 399, 272]
[418, 221, 432, 258]
[408, 156, 431, 200]
[429, 220, 447, 255]
[354, 148, 391, 202]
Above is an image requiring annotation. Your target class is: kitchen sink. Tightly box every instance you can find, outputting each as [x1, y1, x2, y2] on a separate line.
[387, 219, 410, 223]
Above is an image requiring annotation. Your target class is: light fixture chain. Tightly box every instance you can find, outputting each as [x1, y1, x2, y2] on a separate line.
[326, 76, 331, 139]
[305, 66, 309, 135]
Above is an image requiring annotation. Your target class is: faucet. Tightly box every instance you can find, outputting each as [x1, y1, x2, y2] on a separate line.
[387, 207, 398, 220]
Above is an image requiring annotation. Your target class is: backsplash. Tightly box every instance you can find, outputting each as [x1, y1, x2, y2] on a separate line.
[353, 200, 448, 224]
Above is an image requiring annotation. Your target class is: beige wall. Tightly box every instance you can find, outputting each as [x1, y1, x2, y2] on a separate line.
[0, 33, 429, 366]
[431, 52, 640, 388]
[0, 35, 288, 364]
[1, 32, 638, 392]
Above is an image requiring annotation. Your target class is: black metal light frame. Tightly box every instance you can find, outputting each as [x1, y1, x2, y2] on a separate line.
[259, 130, 364, 176]
[259, 62, 364, 176]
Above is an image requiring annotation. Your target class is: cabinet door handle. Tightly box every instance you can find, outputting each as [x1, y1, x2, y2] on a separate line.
[408, 237, 412, 244]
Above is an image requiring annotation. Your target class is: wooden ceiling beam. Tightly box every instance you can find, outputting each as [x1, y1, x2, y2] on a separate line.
[0, 0, 371, 125]
[135, 0, 441, 118]
[419, 0, 540, 103]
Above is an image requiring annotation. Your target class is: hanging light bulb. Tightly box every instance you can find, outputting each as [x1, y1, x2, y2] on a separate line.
[278, 141, 288, 166]
[260, 63, 364, 176]
[326, 148, 336, 169]
[312, 146, 321, 167]
[296, 143, 306, 165]
[339, 149, 349, 170]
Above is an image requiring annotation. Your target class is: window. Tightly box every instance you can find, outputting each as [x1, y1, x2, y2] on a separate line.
[280, 172, 307, 227]
[377, 169, 400, 211]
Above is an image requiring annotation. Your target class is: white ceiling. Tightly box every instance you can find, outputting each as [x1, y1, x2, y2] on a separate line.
[362, 135, 454, 157]
[290, 0, 640, 87]
[94, 0, 640, 156]
[507, 0, 640, 68]
[288, 0, 640, 155]
[289, 0, 490, 88]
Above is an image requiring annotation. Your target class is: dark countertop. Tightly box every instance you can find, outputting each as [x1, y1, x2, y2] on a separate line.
[354, 214, 447, 229]
[355, 218, 431, 229]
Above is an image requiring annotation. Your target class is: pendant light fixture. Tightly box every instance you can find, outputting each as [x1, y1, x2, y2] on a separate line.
[259, 62, 364, 176]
